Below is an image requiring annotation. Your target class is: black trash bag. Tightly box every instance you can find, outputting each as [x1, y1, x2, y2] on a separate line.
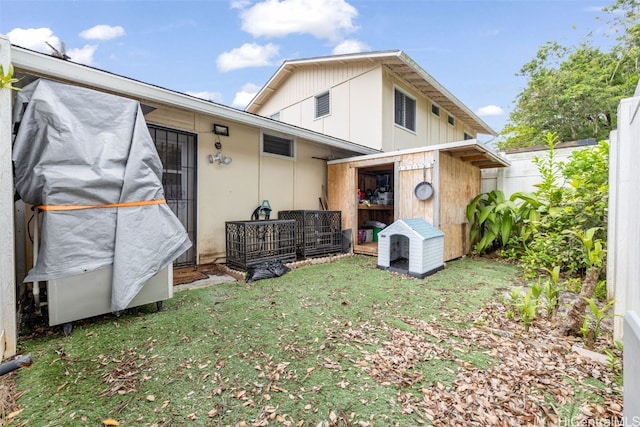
[246, 260, 291, 282]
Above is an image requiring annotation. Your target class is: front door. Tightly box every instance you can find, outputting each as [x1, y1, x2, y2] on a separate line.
[148, 125, 197, 266]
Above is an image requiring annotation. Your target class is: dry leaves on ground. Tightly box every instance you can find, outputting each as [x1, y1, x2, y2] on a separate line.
[345, 301, 622, 426]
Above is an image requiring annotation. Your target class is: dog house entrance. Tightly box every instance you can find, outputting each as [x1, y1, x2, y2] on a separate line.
[389, 234, 410, 273]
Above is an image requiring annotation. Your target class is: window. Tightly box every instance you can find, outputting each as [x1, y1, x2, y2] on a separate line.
[431, 103, 440, 117]
[447, 114, 455, 126]
[394, 88, 416, 131]
[262, 132, 295, 158]
[315, 91, 330, 118]
[464, 132, 473, 140]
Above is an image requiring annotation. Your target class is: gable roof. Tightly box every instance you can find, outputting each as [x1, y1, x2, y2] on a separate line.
[383, 218, 444, 240]
[8, 44, 380, 158]
[246, 50, 496, 136]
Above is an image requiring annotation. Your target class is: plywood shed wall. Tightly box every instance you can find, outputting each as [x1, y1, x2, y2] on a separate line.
[327, 145, 485, 261]
[437, 151, 481, 261]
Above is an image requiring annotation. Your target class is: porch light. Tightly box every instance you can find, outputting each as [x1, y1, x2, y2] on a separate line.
[208, 153, 232, 165]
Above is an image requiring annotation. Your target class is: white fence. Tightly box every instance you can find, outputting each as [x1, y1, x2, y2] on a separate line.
[0, 36, 17, 359]
[481, 141, 596, 198]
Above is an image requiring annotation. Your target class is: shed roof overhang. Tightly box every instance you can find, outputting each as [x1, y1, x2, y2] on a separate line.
[327, 139, 510, 169]
[246, 50, 496, 137]
[9, 45, 380, 158]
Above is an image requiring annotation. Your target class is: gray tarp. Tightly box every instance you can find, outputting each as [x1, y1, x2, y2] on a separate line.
[12, 79, 191, 311]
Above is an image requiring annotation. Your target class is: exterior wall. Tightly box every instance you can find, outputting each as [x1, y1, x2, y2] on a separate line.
[608, 92, 640, 341]
[437, 151, 480, 261]
[0, 35, 17, 358]
[259, 61, 378, 117]
[258, 63, 384, 151]
[256, 62, 479, 153]
[381, 69, 473, 152]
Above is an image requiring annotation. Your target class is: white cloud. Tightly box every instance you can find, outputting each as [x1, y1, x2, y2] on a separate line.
[476, 105, 504, 117]
[217, 42, 279, 72]
[6, 27, 61, 54]
[231, 0, 252, 8]
[232, 83, 262, 109]
[185, 91, 223, 103]
[7, 27, 97, 64]
[66, 45, 98, 65]
[331, 39, 369, 55]
[79, 24, 125, 40]
[239, 0, 358, 41]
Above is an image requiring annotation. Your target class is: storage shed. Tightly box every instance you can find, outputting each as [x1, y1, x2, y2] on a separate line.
[327, 140, 509, 261]
[377, 218, 444, 278]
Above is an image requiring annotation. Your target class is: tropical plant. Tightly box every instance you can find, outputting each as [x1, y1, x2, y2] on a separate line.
[542, 266, 561, 317]
[517, 290, 538, 331]
[0, 63, 21, 91]
[584, 298, 616, 347]
[466, 189, 518, 254]
[562, 228, 608, 337]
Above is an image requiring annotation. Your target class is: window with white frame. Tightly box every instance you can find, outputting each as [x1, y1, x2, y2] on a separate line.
[315, 91, 330, 118]
[394, 88, 416, 132]
[431, 103, 440, 117]
[262, 132, 295, 158]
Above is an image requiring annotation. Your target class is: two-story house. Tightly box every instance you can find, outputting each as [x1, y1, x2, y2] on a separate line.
[246, 50, 495, 152]
[247, 50, 506, 260]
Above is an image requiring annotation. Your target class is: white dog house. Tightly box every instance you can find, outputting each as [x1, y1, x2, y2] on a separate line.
[377, 218, 444, 278]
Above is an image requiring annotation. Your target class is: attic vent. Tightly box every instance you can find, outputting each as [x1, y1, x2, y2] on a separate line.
[315, 91, 330, 118]
[263, 133, 295, 158]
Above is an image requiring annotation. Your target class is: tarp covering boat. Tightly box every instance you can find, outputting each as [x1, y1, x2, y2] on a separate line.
[12, 79, 191, 311]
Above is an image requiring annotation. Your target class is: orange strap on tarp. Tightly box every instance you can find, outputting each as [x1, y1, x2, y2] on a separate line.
[36, 199, 166, 211]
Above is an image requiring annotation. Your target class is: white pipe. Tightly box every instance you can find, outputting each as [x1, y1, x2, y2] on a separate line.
[32, 208, 41, 315]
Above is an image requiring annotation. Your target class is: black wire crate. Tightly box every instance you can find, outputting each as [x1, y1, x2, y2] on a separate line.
[225, 220, 296, 271]
[277, 210, 342, 258]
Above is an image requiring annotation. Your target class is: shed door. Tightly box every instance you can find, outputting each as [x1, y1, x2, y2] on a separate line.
[148, 125, 197, 266]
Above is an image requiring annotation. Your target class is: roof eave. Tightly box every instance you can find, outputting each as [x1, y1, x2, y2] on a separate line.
[10, 45, 379, 156]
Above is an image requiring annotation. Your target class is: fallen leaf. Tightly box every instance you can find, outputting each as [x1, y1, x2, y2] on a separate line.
[103, 419, 120, 426]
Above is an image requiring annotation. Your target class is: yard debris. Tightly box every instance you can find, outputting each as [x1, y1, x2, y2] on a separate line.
[344, 301, 623, 425]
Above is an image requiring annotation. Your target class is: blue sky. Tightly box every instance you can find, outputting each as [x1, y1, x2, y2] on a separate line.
[0, 0, 615, 135]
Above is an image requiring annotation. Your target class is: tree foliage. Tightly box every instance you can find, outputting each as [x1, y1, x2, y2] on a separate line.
[499, 0, 640, 150]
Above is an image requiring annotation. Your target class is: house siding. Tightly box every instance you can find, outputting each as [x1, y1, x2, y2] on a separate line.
[262, 64, 384, 151]
[255, 58, 479, 153]
[142, 106, 353, 264]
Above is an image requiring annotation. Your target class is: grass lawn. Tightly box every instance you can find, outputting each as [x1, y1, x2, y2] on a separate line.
[4, 255, 622, 426]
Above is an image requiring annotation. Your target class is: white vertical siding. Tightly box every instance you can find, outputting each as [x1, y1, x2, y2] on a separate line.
[0, 36, 17, 358]
[259, 62, 378, 118]
[349, 71, 383, 150]
[608, 92, 640, 341]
